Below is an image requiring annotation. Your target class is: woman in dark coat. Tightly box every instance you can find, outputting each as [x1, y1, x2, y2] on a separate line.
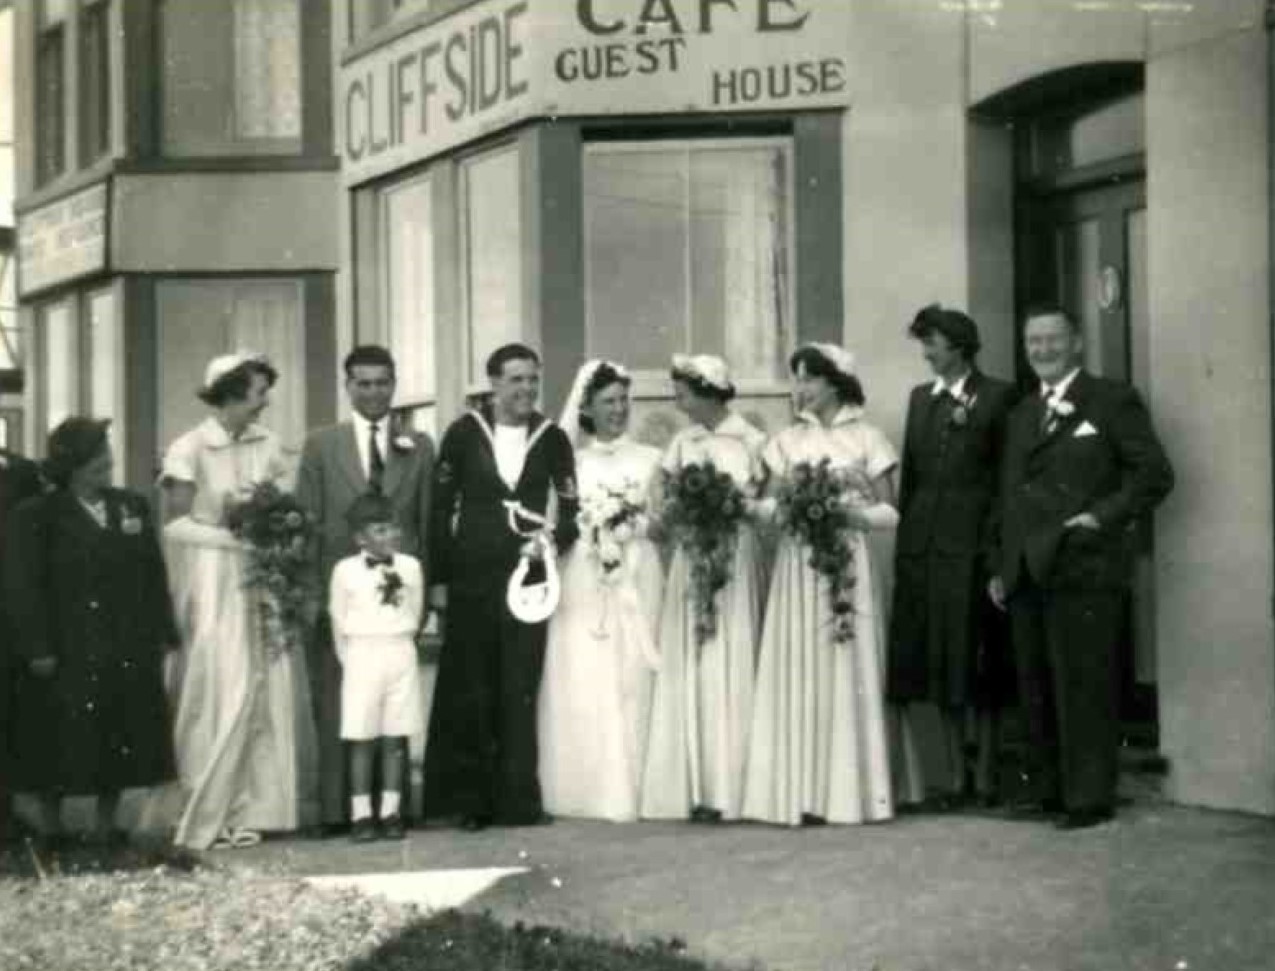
[3, 418, 179, 844]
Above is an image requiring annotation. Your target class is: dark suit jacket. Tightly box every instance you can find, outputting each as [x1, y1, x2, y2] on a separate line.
[895, 371, 1016, 561]
[995, 371, 1173, 594]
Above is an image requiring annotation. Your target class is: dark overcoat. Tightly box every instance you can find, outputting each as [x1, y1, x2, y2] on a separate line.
[3, 488, 178, 794]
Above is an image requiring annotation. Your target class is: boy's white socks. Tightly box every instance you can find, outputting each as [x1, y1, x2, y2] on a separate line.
[381, 790, 401, 818]
[351, 794, 373, 821]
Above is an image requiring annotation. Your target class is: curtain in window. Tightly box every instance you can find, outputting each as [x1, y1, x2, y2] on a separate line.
[382, 177, 435, 424]
[156, 280, 306, 462]
[233, 0, 302, 141]
[463, 146, 523, 385]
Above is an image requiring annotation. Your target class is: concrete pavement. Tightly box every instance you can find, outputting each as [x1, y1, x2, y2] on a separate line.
[221, 802, 1275, 971]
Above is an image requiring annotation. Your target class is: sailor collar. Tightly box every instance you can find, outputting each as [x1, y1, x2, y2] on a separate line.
[795, 405, 864, 429]
[198, 415, 270, 449]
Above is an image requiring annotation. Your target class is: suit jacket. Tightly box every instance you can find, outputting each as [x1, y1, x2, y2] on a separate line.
[294, 420, 435, 597]
[895, 371, 1015, 561]
[995, 371, 1173, 594]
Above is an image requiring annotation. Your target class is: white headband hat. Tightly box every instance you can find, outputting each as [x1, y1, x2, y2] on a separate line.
[799, 343, 856, 380]
[202, 350, 267, 392]
[559, 359, 632, 447]
[671, 353, 733, 393]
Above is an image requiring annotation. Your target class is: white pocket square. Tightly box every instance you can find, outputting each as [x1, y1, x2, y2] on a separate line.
[1073, 421, 1099, 438]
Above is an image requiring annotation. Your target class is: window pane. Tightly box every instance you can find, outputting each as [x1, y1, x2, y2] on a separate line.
[156, 279, 306, 458]
[42, 299, 76, 432]
[80, 0, 111, 162]
[161, 0, 300, 156]
[382, 177, 435, 405]
[690, 147, 789, 381]
[36, 30, 64, 184]
[584, 141, 792, 382]
[584, 149, 688, 372]
[86, 287, 122, 481]
[463, 146, 522, 385]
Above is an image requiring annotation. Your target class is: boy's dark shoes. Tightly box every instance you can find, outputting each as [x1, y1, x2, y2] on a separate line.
[350, 818, 378, 843]
[380, 815, 406, 840]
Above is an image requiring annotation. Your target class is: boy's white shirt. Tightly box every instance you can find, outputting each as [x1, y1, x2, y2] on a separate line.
[328, 552, 424, 664]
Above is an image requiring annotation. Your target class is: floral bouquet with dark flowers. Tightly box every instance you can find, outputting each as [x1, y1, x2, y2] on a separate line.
[658, 461, 750, 645]
[773, 458, 874, 647]
[224, 481, 315, 661]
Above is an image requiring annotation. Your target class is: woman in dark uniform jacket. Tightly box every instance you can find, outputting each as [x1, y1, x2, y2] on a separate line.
[887, 306, 1016, 808]
[3, 418, 179, 845]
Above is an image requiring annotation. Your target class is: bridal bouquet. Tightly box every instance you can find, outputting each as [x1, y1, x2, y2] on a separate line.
[773, 458, 874, 646]
[224, 481, 315, 661]
[659, 461, 749, 645]
[578, 479, 649, 585]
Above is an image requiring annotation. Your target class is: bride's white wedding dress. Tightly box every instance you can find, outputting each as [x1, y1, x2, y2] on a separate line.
[537, 436, 663, 821]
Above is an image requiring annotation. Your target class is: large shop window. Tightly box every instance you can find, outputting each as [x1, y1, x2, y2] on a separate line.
[35, 286, 123, 480]
[583, 138, 794, 386]
[156, 279, 306, 462]
[461, 144, 522, 387]
[160, 0, 301, 156]
[380, 174, 437, 436]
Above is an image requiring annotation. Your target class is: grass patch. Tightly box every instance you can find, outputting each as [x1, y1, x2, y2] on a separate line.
[0, 841, 756, 971]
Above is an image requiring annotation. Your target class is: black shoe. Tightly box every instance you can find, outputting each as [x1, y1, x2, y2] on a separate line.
[690, 806, 723, 824]
[350, 818, 378, 843]
[799, 813, 827, 827]
[318, 822, 351, 840]
[380, 815, 405, 841]
[1008, 797, 1063, 819]
[1054, 808, 1114, 831]
[459, 815, 490, 833]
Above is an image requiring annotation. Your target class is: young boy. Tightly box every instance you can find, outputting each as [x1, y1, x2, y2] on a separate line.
[329, 493, 425, 842]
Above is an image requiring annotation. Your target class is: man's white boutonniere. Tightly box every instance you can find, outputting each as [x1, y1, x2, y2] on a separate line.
[950, 393, 978, 428]
[1047, 398, 1076, 419]
[392, 434, 416, 453]
[121, 513, 143, 536]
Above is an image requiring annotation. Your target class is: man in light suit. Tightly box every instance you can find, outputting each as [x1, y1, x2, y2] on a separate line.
[989, 307, 1172, 830]
[295, 345, 435, 834]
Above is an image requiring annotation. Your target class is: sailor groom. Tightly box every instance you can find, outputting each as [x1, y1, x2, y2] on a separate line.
[295, 345, 435, 833]
[422, 343, 579, 831]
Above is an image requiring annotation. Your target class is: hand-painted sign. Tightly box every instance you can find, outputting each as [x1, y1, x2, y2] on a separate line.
[338, 0, 850, 185]
[17, 182, 109, 297]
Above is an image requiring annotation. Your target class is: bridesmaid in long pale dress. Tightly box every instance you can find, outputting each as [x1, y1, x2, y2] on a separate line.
[641, 355, 766, 823]
[742, 344, 899, 827]
[159, 353, 318, 849]
[538, 360, 663, 821]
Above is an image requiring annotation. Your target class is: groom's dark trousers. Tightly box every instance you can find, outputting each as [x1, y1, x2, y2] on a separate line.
[996, 371, 1172, 814]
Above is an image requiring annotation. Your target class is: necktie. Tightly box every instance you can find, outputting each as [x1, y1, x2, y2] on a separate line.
[1040, 388, 1057, 435]
[364, 554, 392, 570]
[368, 422, 385, 494]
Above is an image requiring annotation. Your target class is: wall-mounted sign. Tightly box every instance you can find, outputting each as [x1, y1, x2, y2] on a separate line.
[338, 0, 852, 186]
[17, 182, 109, 297]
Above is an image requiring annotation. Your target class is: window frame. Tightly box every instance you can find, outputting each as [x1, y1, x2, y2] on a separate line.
[78, 0, 112, 166]
[34, 1, 67, 186]
[581, 134, 797, 399]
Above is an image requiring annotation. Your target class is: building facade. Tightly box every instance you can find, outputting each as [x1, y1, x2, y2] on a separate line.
[12, 0, 340, 485]
[14, 0, 1274, 816]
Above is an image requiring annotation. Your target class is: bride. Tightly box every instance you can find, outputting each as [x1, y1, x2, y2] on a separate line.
[157, 352, 318, 849]
[537, 360, 663, 821]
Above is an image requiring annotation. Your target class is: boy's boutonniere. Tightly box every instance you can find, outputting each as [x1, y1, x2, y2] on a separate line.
[377, 568, 405, 607]
[392, 434, 415, 454]
[1048, 398, 1076, 419]
[120, 512, 143, 535]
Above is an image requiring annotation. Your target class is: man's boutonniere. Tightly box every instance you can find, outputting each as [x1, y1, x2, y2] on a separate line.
[392, 434, 415, 454]
[377, 568, 405, 607]
[120, 513, 143, 536]
[1047, 398, 1076, 419]
[950, 393, 977, 428]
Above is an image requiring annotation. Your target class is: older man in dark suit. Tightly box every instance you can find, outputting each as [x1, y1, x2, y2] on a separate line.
[0, 448, 44, 842]
[989, 306, 1173, 830]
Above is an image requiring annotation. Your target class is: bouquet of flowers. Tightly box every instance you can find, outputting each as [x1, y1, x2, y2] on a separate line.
[773, 458, 874, 646]
[224, 481, 315, 661]
[658, 461, 749, 645]
[578, 479, 649, 585]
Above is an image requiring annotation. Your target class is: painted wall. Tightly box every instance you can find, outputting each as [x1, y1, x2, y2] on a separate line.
[111, 172, 340, 273]
[1146, 22, 1274, 815]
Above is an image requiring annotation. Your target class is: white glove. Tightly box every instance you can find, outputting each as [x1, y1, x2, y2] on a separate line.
[854, 502, 899, 531]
